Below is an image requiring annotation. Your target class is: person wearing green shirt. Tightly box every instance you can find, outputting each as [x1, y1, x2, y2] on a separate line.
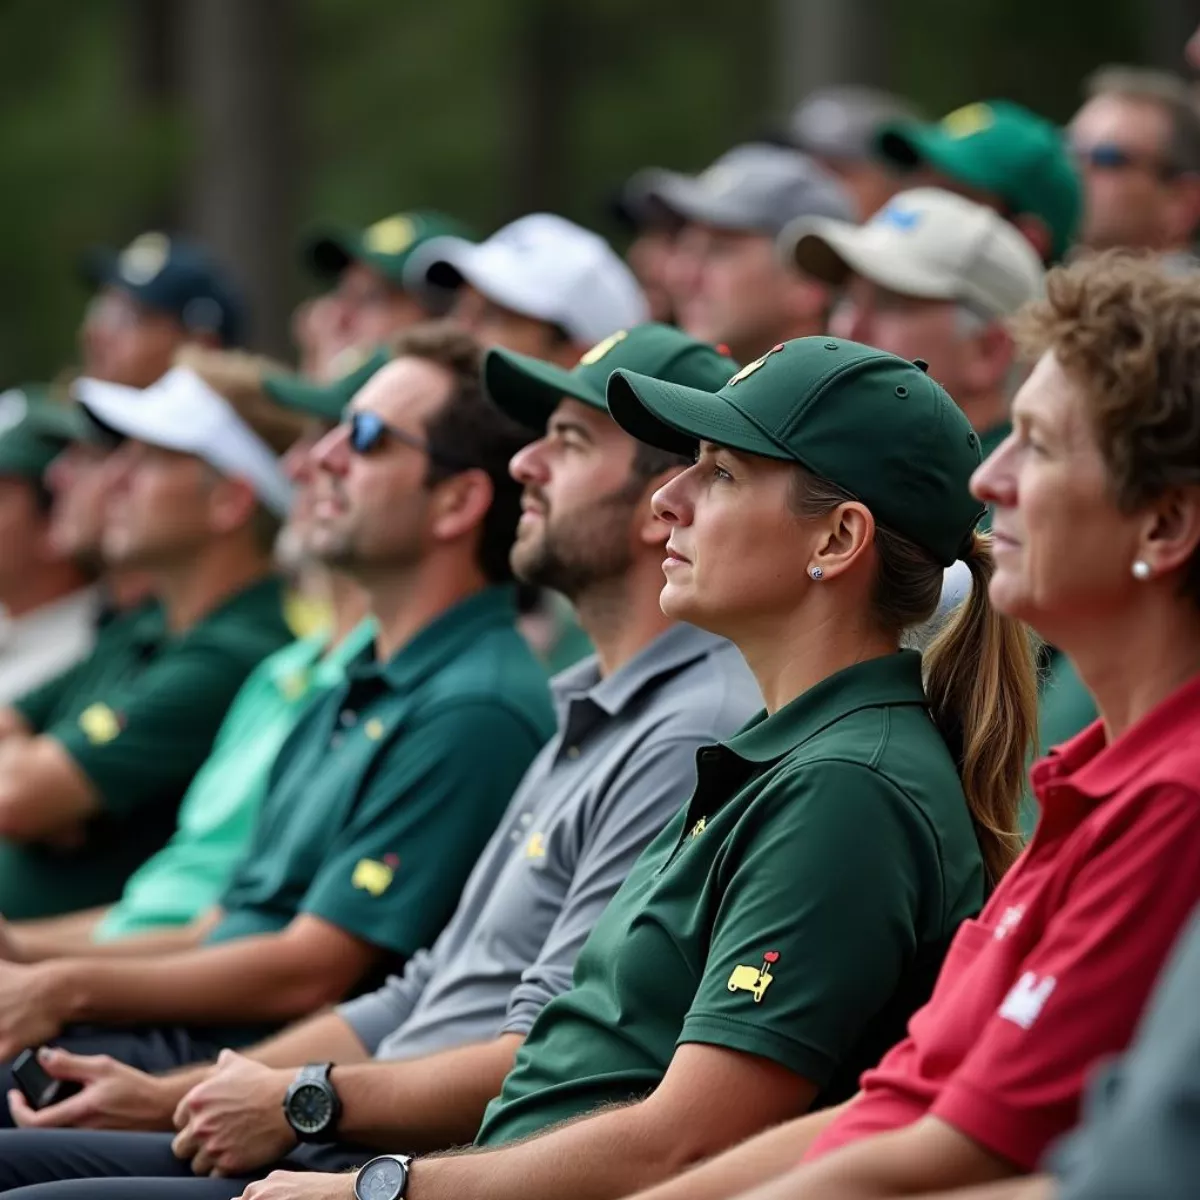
[0, 322, 552, 1100]
[0, 362, 298, 923]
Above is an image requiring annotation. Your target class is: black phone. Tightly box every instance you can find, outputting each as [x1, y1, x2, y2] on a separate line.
[10, 1048, 82, 1111]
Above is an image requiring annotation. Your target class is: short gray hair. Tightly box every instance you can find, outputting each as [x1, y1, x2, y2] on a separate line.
[1084, 65, 1200, 175]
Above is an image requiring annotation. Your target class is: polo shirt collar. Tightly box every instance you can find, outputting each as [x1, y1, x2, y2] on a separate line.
[554, 624, 729, 718]
[356, 585, 518, 691]
[726, 649, 928, 764]
[1033, 668, 1200, 802]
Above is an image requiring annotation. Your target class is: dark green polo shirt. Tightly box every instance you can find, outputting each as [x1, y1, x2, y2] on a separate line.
[207, 586, 555, 967]
[477, 650, 984, 1147]
[0, 578, 292, 919]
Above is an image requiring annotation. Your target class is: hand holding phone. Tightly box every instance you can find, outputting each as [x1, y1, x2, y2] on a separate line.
[11, 1047, 83, 1111]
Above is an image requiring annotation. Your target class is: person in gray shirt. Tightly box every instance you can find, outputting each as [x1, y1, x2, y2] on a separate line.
[0, 325, 759, 1200]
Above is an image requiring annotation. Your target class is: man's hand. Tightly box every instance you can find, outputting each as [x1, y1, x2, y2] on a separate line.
[0, 961, 70, 1057]
[0, 915, 24, 963]
[7, 1047, 178, 1131]
[173, 1050, 296, 1177]
[238, 1171, 355, 1200]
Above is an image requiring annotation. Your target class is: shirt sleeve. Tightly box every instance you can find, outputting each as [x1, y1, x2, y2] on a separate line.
[503, 734, 704, 1036]
[337, 948, 439, 1055]
[1048, 905, 1200, 1200]
[299, 701, 545, 958]
[9, 656, 92, 732]
[47, 646, 262, 816]
[932, 784, 1200, 1171]
[678, 760, 932, 1086]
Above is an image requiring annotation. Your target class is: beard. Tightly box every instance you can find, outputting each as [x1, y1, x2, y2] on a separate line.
[511, 484, 639, 600]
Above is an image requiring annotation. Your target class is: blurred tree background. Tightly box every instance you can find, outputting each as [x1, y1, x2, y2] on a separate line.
[0, 0, 1194, 381]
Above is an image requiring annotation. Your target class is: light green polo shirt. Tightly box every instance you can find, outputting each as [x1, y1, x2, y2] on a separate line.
[477, 651, 985, 1146]
[206, 586, 555, 964]
[94, 617, 377, 941]
[0, 577, 293, 919]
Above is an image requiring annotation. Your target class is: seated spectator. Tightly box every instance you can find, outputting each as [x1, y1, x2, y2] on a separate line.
[1069, 66, 1200, 268]
[0, 386, 101, 704]
[0, 365, 296, 921]
[404, 213, 647, 366]
[634, 144, 853, 365]
[0, 351, 372, 953]
[783, 86, 922, 219]
[294, 211, 475, 380]
[613, 253, 1200, 1200]
[0, 324, 553, 1094]
[608, 180, 681, 325]
[78, 233, 245, 387]
[0, 325, 763, 1200]
[212, 334, 1038, 1200]
[875, 101, 1082, 264]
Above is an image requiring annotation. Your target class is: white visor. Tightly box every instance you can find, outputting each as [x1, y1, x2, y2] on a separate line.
[74, 367, 292, 517]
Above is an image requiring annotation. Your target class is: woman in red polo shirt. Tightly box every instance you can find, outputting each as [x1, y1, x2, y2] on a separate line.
[617, 253, 1200, 1200]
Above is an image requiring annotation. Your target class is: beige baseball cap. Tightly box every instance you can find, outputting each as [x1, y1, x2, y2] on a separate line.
[781, 187, 1044, 318]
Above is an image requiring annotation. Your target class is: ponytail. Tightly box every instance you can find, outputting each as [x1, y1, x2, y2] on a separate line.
[923, 530, 1039, 885]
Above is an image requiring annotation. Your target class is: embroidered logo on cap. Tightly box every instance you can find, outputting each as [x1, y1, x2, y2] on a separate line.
[726, 343, 785, 387]
[364, 717, 385, 741]
[941, 102, 995, 140]
[364, 215, 416, 256]
[118, 232, 170, 285]
[727, 950, 780, 1003]
[579, 330, 629, 365]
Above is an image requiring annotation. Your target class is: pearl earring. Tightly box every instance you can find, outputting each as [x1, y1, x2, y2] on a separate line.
[809, 566, 824, 580]
[1132, 560, 1152, 581]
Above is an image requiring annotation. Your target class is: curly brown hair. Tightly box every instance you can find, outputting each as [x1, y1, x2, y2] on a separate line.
[1011, 251, 1200, 604]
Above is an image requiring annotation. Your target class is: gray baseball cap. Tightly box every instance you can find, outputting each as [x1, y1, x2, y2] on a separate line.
[786, 87, 924, 162]
[626, 144, 854, 236]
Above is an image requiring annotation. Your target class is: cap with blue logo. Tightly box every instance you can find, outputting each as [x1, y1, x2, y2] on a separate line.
[783, 187, 1045, 319]
[80, 232, 245, 347]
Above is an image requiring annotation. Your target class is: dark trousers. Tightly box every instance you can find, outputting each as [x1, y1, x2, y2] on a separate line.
[0, 1129, 367, 1200]
[0, 1027, 229, 1130]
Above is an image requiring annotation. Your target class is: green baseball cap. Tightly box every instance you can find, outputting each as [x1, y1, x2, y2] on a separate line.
[483, 324, 738, 432]
[263, 348, 392, 423]
[875, 100, 1082, 262]
[301, 211, 476, 290]
[0, 385, 84, 479]
[607, 337, 985, 567]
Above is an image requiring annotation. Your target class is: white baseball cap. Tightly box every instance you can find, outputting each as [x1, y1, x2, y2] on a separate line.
[403, 213, 648, 344]
[74, 366, 292, 517]
[782, 187, 1045, 318]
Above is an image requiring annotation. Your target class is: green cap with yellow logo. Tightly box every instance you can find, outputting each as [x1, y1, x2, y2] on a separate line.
[483, 323, 738, 432]
[607, 337, 985, 567]
[302, 211, 476, 289]
[875, 100, 1082, 262]
[263, 348, 392, 423]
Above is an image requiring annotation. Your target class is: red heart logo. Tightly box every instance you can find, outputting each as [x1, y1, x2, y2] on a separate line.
[763, 951, 780, 964]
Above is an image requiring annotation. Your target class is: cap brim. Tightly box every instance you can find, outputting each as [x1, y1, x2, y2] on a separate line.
[301, 229, 356, 283]
[641, 171, 764, 231]
[875, 122, 932, 170]
[74, 378, 198, 454]
[782, 217, 964, 301]
[484, 349, 608, 433]
[606, 369, 789, 460]
[262, 374, 344, 422]
[401, 235, 475, 297]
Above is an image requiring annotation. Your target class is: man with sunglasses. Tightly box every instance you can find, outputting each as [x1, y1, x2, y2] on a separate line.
[0, 324, 555, 1106]
[1069, 67, 1200, 267]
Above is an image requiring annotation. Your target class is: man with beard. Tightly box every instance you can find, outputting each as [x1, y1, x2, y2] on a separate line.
[0, 324, 553, 1097]
[0, 324, 760, 1200]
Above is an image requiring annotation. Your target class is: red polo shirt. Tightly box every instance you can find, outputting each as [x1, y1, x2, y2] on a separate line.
[805, 669, 1200, 1171]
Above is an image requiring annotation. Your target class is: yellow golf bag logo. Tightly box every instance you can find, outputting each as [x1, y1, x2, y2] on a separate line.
[727, 950, 780, 1003]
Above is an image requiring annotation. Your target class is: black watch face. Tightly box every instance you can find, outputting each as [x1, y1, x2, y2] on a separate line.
[357, 1157, 407, 1200]
[288, 1082, 335, 1136]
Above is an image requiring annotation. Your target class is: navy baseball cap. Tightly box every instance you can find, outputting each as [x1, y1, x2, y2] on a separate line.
[80, 232, 246, 347]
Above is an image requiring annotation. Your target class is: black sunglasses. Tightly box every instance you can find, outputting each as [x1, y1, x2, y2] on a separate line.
[1074, 142, 1178, 179]
[347, 411, 471, 472]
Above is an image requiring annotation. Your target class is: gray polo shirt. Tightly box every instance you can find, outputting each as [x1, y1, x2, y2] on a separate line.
[1048, 903, 1200, 1200]
[338, 623, 761, 1059]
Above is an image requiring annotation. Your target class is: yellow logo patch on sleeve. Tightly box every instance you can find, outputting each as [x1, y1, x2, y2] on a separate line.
[78, 703, 122, 745]
[351, 857, 395, 896]
[726, 951, 780, 1003]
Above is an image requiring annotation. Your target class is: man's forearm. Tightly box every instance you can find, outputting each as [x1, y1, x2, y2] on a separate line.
[333, 1034, 522, 1153]
[246, 1008, 372, 1069]
[10, 907, 109, 961]
[624, 1106, 848, 1200]
[41, 931, 352, 1026]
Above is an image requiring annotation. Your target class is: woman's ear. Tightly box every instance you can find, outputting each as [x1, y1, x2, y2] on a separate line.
[1137, 484, 1200, 577]
[808, 501, 876, 582]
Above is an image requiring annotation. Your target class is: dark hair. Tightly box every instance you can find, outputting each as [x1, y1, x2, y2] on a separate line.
[790, 467, 1038, 887]
[1012, 251, 1200, 607]
[388, 321, 534, 584]
[1085, 66, 1200, 177]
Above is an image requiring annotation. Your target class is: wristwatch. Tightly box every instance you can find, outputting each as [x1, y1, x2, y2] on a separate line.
[355, 1154, 414, 1200]
[282, 1062, 342, 1142]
